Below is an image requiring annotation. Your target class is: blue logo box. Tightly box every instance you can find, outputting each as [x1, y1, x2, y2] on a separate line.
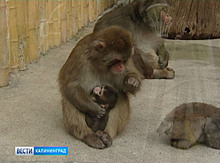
[34, 147, 68, 155]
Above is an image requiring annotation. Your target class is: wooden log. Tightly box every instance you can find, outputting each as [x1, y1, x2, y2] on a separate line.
[8, 1, 19, 71]
[66, 0, 73, 40]
[47, 1, 54, 48]
[89, 0, 94, 22]
[28, 1, 40, 62]
[83, 0, 89, 26]
[94, 0, 98, 19]
[72, 0, 78, 34]
[24, 1, 30, 64]
[80, 0, 84, 28]
[168, 0, 220, 39]
[101, 0, 105, 13]
[96, 0, 100, 16]
[0, 1, 10, 87]
[39, 1, 48, 54]
[60, 1, 67, 42]
[77, 0, 82, 29]
[16, 1, 28, 70]
[52, 1, 61, 46]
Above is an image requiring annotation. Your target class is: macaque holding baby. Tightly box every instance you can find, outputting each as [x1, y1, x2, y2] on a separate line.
[157, 102, 220, 149]
[86, 86, 118, 132]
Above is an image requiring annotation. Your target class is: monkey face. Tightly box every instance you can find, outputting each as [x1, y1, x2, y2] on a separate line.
[93, 86, 105, 97]
[92, 86, 118, 109]
[140, 1, 172, 32]
[90, 26, 133, 74]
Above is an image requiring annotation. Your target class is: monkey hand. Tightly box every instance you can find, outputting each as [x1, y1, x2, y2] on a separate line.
[96, 107, 106, 118]
[123, 73, 141, 94]
[100, 104, 109, 109]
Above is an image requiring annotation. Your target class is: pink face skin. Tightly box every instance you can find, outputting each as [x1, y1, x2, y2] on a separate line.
[161, 10, 172, 25]
[93, 86, 110, 109]
[93, 86, 104, 97]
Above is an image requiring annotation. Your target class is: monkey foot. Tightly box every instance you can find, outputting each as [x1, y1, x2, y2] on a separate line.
[96, 130, 112, 147]
[166, 68, 175, 79]
[83, 131, 112, 149]
[153, 67, 175, 79]
[171, 139, 193, 149]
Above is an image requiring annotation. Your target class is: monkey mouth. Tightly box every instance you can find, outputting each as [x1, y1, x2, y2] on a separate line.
[108, 59, 125, 72]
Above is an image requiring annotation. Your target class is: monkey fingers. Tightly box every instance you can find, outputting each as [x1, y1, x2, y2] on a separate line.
[127, 77, 140, 88]
[96, 107, 106, 118]
[96, 130, 112, 147]
[100, 104, 109, 109]
[83, 133, 106, 149]
[123, 74, 141, 94]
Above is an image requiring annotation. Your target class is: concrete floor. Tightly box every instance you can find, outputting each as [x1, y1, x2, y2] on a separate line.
[0, 22, 220, 162]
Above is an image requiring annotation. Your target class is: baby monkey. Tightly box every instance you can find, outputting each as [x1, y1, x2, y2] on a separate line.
[157, 102, 220, 149]
[86, 86, 118, 132]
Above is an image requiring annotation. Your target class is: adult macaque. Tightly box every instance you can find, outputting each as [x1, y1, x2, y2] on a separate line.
[86, 86, 118, 132]
[94, 0, 175, 79]
[59, 26, 142, 149]
[157, 102, 220, 149]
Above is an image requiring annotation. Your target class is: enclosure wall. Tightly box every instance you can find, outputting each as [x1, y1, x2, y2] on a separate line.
[0, 0, 117, 87]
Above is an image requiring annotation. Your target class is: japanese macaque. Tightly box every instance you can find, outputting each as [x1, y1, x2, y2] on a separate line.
[59, 26, 142, 149]
[157, 102, 220, 149]
[86, 86, 118, 132]
[94, 0, 175, 79]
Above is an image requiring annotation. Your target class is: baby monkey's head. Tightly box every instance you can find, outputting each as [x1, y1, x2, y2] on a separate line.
[91, 86, 118, 109]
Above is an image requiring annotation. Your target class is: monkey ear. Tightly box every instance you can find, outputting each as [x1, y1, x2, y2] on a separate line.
[93, 40, 106, 51]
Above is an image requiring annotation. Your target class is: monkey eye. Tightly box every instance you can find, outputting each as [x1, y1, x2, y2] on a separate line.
[99, 87, 104, 96]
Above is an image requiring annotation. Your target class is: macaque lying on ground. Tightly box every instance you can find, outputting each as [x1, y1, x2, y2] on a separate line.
[157, 102, 220, 149]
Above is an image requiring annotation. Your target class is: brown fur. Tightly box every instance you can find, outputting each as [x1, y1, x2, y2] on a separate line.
[157, 102, 220, 149]
[59, 26, 142, 149]
[94, 0, 175, 79]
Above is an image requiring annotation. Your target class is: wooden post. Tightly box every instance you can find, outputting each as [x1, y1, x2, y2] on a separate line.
[0, 1, 10, 87]
[89, 0, 94, 22]
[0, 0, 117, 87]
[39, 1, 48, 54]
[72, 0, 78, 34]
[24, 1, 30, 64]
[83, 0, 89, 26]
[52, 1, 61, 47]
[168, 0, 220, 39]
[47, 1, 54, 48]
[60, 1, 67, 42]
[94, 0, 98, 19]
[66, 0, 73, 40]
[16, 1, 28, 70]
[28, 1, 40, 62]
[8, 1, 19, 71]
[80, 0, 84, 28]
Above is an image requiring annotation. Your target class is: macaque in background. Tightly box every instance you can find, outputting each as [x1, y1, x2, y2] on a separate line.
[59, 26, 142, 149]
[86, 86, 118, 133]
[94, 0, 175, 79]
[160, 10, 172, 35]
[157, 102, 220, 149]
